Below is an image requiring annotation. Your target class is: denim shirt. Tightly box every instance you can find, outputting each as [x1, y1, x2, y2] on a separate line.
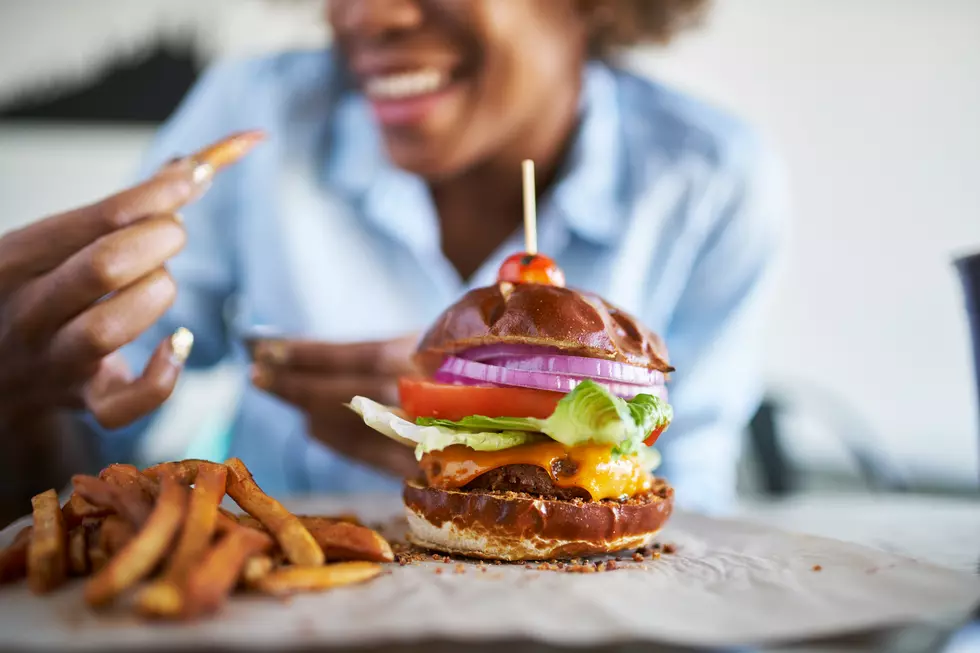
[98, 49, 786, 513]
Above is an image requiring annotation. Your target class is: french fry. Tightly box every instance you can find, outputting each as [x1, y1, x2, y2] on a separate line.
[73, 475, 153, 527]
[298, 513, 363, 527]
[223, 458, 324, 566]
[234, 514, 266, 532]
[98, 515, 136, 556]
[62, 493, 110, 528]
[84, 477, 188, 608]
[240, 554, 274, 590]
[183, 525, 273, 616]
[255, 562, 381, 597]
[135, 581, 184, 620]
[135, 465, 228, 618]
[165, 464, 227, 583]
[0, 526, 31, 585]
[142, 459, 222, 485]
[27, 489, 68, 594]
[300, 519, 394, 563]
[100, 464, 159, 499]
[68, 527, 89, 576]
[191, 130, 266, 174]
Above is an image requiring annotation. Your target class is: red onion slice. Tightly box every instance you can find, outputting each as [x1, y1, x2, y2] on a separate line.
[460, 345, 664, 386]
[436, 356, 667, 400]
[480, 354, 664, 386]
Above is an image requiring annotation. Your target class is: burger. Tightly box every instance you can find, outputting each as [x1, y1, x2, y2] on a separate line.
[349, 251, 675, 561]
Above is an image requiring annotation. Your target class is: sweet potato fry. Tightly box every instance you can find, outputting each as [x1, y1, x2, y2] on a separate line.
[192, 130, 266, 173]
[84, 477, 188, 608]
[100, 464, 158, 499]
[142, 459, 226, 486]
[240, 554, 274, 589]
[27, 489, 68, 593]
[298, 513, 363, 527]
[135, 580, 184, 619]
[255, 562, 381, 597]
[136, 463, 230, 618]
[62, 493, 110, 528]
[183, 525, 273, 616]
[98, 515, 135, 556]
[223, 458, 323, 566]
[68, 527, 89, 576]
[165, 464, 227, 583]
[0, 526, 31, 585]
[72, 475, 153, 527]
[234, 514, 266, 532]
[300, 519, 394, 563]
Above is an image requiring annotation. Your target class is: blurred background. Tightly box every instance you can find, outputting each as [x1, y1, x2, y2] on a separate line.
[0, 0, 977, 500]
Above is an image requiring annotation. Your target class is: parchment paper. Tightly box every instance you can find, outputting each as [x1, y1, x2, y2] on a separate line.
[0, 494, 977, 650]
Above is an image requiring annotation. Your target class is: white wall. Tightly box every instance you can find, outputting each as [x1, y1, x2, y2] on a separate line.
[631, 0, 980, 484]
[1, 0, 978, 486]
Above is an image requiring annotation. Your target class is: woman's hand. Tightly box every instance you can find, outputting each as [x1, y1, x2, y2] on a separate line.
[250, 335, 420, 478]
[0, 131, 264, 431]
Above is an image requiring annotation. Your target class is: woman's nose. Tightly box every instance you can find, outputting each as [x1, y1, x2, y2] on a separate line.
[330, 0, 425, 41]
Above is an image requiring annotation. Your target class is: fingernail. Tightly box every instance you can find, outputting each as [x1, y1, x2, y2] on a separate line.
[191, 160, 215, 186]
[250, 364, 271, 389]
[170, 327, 194, 365]
[255, 340, 288, 364]
[173, 212, 184, 225]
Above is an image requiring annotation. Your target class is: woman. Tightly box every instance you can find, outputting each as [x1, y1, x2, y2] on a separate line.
[0, 0, 784, 514]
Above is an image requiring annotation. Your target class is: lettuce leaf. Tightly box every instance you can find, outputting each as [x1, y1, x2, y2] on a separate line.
[415, 380, 672, 456]
[347, 396, 538, 460]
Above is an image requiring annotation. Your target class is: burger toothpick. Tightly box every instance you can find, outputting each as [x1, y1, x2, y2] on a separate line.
[497, 159, 567, 287]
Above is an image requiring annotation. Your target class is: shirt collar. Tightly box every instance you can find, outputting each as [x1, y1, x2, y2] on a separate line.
[324, 60, 627, 249]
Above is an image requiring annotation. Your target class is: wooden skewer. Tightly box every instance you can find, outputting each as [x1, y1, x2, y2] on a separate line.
[521, 159, 537, 256]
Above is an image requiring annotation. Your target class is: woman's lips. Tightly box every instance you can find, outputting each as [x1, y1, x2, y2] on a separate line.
[363, 67, 455, 127]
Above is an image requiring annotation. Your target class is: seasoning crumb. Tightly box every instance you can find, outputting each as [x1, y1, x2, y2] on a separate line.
[651, 542, 662, 550]
[434, 567, 444, 575]
[493, 560, 502, 565]
[606, 560, 618, 571]
[632, 552, 644, 562]
[454, 563, 467, 575]
[636, 547, 650, 556]
[480, 566, 488, 573]
[431, 554, 441, 561]
[651, 551, 661, 559]
[662, 543, 677, 554]
[812, 564, 822, 572]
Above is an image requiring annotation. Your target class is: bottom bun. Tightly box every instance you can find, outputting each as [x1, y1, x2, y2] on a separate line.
[402, 479, 673, 561]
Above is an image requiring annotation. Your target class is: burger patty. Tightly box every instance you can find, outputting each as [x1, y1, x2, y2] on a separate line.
[463, 464, 592, 501]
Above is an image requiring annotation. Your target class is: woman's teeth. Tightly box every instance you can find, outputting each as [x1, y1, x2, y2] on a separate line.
[365, 69, 445, 100]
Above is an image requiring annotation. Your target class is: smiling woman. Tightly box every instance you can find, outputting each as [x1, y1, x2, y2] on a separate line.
[0, 0, 784, 517]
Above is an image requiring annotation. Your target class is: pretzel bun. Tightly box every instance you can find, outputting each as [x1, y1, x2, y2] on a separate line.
[402, 479, 674, 561]
[414, 284, 673, 376]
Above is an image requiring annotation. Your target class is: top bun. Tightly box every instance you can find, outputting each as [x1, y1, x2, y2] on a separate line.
[415, 283, 672, 375]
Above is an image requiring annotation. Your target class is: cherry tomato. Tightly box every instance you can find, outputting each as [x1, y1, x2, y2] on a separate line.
[398, 377, 563, 421]
[497, 252, 565, 286]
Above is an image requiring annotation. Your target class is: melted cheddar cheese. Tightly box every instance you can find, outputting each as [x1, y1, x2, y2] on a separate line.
[418, 442, 652, 501]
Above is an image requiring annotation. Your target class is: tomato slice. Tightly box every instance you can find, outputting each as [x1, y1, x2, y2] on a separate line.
[398, 377, 563, 421]
[643, 424, 667, 447]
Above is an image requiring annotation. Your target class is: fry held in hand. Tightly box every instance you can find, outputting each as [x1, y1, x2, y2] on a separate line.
[27, 490, 68, 594]
[224, 458, 324, 566]
[255, 562, 382, 597]
[84, 477, 187, 607]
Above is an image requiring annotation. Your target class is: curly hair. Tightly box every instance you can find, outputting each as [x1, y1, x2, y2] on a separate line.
[584, 0, 712, 58]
